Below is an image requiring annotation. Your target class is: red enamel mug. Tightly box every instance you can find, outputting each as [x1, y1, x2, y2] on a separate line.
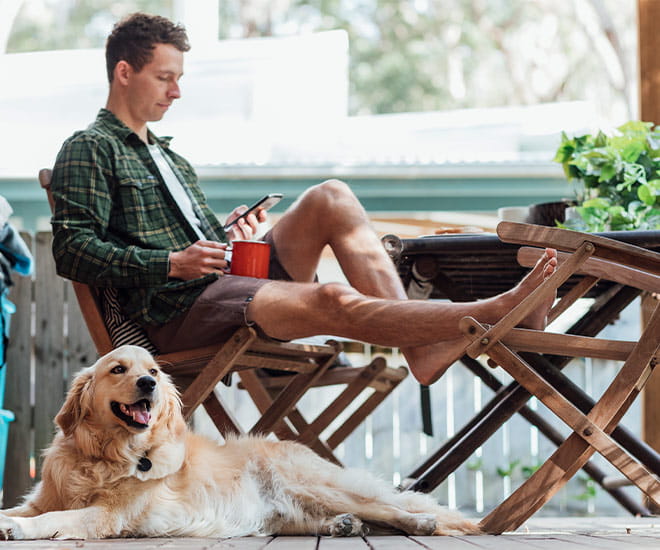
[229, 240, 270, 279]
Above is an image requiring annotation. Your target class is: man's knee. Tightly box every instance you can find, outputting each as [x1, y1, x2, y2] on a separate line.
[307, 179, 357, 207]
[318, 178, 353, 197]
[299, 179, 366, 227]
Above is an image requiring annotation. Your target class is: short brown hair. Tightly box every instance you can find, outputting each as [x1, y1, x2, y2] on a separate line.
[105, 13, 190, 82]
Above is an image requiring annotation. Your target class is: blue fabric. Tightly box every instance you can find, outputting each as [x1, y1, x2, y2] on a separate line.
[0, 217, 32, 376]
[0, 222, 33, 280]
[0, 291, 15, 369]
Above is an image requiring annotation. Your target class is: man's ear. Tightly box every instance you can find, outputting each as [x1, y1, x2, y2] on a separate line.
[113, 60, 132, 85]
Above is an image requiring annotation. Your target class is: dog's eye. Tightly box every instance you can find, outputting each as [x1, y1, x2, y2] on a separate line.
[110, 365, 126, 374]
[149, 368, 158, 376]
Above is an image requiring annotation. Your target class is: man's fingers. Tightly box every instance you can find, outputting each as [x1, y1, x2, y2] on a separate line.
[195, 239, 227, 250]
[242, 212, 260, 235]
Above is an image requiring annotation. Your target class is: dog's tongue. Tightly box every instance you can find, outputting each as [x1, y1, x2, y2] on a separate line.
[128, 402, 151, 425]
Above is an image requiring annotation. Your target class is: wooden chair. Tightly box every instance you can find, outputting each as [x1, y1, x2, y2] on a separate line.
[459, 221, 660, 533]
[387, 230, 657, 518]
[39, 168, 407, 465]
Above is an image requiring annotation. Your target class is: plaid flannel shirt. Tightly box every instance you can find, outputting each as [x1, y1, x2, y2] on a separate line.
[51, 108, 227, 326]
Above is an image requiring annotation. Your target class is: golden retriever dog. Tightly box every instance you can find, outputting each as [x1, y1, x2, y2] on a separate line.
[0, 345, 478, 540]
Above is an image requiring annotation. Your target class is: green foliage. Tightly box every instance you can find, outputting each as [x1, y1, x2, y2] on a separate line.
[520, 462, 542, 479]
[6, 1, 173, 52]
[466, 457, 483, 471]
[494, 459, 542, 480]
[573, 475, 597, 501]
[554, 121, 660, 231]
[496, 459, 520, 478]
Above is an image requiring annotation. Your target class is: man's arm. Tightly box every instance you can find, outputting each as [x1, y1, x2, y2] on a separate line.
[51, 135, 170, 288]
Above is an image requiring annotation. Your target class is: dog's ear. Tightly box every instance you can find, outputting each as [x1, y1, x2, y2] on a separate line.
[55, 368, 94, 436]
[162, 372, 186, 436]
[153, 371, 186, 438]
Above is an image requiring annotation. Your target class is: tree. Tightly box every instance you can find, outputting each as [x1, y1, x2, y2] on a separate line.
[5, 0, 637, 122]
[219, 0, 636, 120]
[5, 0, 173, 52]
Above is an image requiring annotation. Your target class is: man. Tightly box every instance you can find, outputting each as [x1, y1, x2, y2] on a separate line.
[51, 13, 557, 386]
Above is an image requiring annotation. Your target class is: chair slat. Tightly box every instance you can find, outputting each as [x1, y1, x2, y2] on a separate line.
[499, 221, 660, 276]
[500, 327, 636, 361]
[519, 247, 660, 293]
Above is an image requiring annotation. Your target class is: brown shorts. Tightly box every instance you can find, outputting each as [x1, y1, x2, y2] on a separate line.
[146, 230, 291, 353]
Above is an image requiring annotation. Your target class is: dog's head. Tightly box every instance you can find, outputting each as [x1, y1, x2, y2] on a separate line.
[54, 346, 187, 480]
[56, 345, 179, 437]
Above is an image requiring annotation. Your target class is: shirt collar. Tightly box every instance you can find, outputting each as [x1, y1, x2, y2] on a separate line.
[95, 108, 173, 148]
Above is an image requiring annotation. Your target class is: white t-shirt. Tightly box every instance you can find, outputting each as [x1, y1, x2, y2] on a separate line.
[147, 143, 205, 240]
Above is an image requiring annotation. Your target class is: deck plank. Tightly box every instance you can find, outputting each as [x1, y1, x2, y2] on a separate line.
[360, 535, 421, 549]
[261, 536, 318, 549]
[0, 518, 658, 549]
[552, 534, 649, 549]
[317, 537, 370, 549]
[410, 535, 497, 549]
[500, 536, 598, 550]
[591, 534, 660, 547]
[482, 535, 560, 549]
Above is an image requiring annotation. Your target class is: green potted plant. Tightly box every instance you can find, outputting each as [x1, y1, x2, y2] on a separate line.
[553, 120, 660, 231]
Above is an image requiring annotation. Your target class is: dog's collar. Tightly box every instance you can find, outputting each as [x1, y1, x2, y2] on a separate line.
[137, 455, 152, 472]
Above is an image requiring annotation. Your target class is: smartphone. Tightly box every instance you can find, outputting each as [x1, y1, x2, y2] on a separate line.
[223, 193, 283, 231]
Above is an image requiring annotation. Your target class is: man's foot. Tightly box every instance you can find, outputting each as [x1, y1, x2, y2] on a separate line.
[403, 248, 558, 386]
[504, 247, 558, 330]
[402, 339, 469, 386]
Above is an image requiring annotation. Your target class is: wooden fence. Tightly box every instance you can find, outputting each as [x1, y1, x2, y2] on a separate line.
[1, 231, 645, 517]
[4, 232, 99, 506]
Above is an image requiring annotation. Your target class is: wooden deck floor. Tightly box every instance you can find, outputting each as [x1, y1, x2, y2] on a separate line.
[2, 517, 658, 549]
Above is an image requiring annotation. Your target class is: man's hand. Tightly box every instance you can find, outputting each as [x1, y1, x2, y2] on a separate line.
[168, 240, 229, 280]
[225, 205, 267, 242]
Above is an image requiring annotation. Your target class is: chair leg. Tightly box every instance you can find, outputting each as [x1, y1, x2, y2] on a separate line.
[523, 352, 660, 475]
[202, 391, 244, 437]
[296, 357, 387, 446]
[482, 334, 660, 498]
[249, 344, 340, 435]
[325, 365, 407, 451]
[402, 286, 648, 500]
[468, 308, 660, 533]
[277, 408, 341, 465]
[239, 369, 341, 464]
[402, 355, 651, 517]
[179, 328, 256, 419]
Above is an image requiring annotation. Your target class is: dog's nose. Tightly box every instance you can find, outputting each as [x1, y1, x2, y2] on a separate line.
[136, 376, 156, 394]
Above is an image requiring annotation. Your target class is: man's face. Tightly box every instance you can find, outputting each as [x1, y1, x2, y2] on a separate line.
[125, 43, 184, 124]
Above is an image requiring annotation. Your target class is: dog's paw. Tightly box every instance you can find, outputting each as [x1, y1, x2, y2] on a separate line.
[408, 513, 437, 536]
[435, 518, 483, 535]
[0, 515, 24, 540]
[330, 514, 364, 537]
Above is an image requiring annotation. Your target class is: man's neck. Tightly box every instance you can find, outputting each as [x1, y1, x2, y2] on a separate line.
[105, 98, 149, 143]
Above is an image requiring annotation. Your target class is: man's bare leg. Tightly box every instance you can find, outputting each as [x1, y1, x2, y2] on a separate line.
[269, 179, 406, 299]
[396, 250, 556, 384]
[255, 180, 558, 384]
[248, 252, 556, 383]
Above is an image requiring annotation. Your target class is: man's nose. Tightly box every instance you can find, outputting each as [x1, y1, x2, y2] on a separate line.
[168, 82, 181, 99]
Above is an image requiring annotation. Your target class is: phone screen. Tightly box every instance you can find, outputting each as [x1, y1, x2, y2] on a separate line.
[223, 193, 283, 230]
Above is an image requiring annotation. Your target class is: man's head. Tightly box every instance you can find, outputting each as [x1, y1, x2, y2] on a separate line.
[105, 13, 190, 135]
[105, 13, 190, 83]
